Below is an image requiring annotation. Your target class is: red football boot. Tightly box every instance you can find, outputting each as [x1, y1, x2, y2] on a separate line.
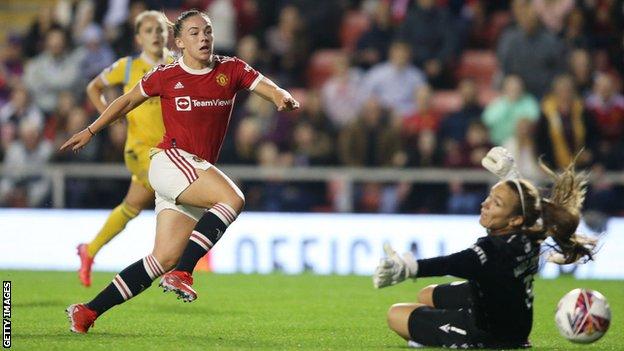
[159, 270, 197, 302]
[77, 244, 94, 287]
[66, 304, 97, 334]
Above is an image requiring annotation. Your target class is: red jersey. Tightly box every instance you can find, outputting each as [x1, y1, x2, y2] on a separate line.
[140, 55, 262, 163]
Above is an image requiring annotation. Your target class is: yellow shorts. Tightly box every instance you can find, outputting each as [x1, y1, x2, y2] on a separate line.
[124, 141, 154, 191]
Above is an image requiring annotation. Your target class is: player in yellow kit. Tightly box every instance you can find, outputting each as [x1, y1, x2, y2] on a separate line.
[76, 10, 174, 287]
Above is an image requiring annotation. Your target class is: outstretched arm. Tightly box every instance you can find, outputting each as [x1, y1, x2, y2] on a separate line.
[374, 244, 484, 288]
[251, 76, 300, 112]
[416, 248, 483, 280]
[60, 83, 148, 152]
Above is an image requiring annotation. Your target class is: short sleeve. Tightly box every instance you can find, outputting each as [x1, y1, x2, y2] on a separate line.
[140, 65, 163, 97]
[233, 57, 262, 91]
[100, 57, 127, 86]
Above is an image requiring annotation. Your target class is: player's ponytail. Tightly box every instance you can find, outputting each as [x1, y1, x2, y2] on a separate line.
[162, 9, 211, 38]
[538, 157, 596, 264]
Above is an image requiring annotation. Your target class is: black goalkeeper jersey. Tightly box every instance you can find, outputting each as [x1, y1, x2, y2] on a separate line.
[416, 232, 541, 343]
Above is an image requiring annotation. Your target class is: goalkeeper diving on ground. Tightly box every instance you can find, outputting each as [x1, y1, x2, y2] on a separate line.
[373, 146, 597, 349]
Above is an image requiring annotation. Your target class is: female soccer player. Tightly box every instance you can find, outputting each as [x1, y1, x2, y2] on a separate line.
[61, 9, 299, 333]
[373, 148, 596, 349]
[76, 10, 174, 288]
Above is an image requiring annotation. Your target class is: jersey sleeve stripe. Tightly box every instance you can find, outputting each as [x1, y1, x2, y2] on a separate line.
[248, 74, 263, 91]
[99, 73, 110, 86]
[139, 81, 150, 97]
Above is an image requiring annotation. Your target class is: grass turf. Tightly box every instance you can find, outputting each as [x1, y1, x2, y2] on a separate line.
[1, 270, 622, 350]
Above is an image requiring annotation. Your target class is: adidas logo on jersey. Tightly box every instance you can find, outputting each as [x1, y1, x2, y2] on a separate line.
[174, 81, 184, 89]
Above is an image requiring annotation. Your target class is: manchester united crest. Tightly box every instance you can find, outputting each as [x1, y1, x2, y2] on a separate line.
[216, 73, 229, 86]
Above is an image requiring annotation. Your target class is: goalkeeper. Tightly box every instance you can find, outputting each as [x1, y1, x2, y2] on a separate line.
[373, 147, 596, 349]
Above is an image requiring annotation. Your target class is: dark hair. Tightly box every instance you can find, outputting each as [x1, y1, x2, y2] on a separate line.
[164, 9, 210, 38]
[505, 158, 595, 264]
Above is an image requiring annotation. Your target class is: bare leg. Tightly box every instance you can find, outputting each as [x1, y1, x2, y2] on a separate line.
[387, 303, 428, 340]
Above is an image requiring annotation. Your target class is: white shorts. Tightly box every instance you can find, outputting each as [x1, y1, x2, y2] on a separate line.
[148, 148, 212, 221]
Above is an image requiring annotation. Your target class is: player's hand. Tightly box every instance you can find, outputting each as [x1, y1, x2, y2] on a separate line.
[481, 146, 520, 180]
[60, 128, 93, 152]
[277, 95, 300, 112]
[373, 243, 418, 289]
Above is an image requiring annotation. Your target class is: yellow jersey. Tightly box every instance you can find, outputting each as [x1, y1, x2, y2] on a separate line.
[99, 52, 174, 148]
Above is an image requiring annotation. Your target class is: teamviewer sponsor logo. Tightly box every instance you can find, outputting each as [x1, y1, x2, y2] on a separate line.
[2, 281, 10, 348]
[175, 96, 192, 111]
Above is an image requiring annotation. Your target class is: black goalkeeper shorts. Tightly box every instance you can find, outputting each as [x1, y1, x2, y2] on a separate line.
[408, 282, 489, 349]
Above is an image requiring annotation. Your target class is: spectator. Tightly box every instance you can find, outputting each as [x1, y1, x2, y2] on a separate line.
[265, 5, 309, 87]
[244, 94, 293, 151]
[207, 0, 237, 56]
[568, 48, 593, 97]
[402, 84, 441, 165]
[0, 34, 26, 106]
[563, 8, 590, 49]
[100, 120, 126, 163]
[585, 73, 624, 170]
[291, 121, 333, 166]
[54, 106, 100, 208]
[532, 0, 575, 35]
[321, 52, 364, 128]
[503, 118, 541, 181]
[219, 117, 261, 165]
[355, 1, 394, 69]
[537, 74, 597, 169]
[42, 90, 76, 142]
[109, 0, 148, 57]
[407, 129, 443, 167]
[0, 86, 45, 153]
[23, 6, 60, 58]
[234, 0, 261, 39]
[78, 24, 115, 81]
[23, 26, 85, 114]
[236, 35, 268, 73]
[54, 107, 99, 162]
[497, 0, 565, 97]
[402, 84, 440, 134]
[439, 78, 483, 144]
[482, 75, 539, 145]
[397, 0, 459, 88]
[338, 98, 404, 167]
[361, 41, 426, 117]
[0, 118, 53, 207]
[463, 120, 493, 168]
[299, 90, 338, 139]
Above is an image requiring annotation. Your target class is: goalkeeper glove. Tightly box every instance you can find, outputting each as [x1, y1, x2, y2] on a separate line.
[373, 243, 418, 289]
[481, 146, 520, 180]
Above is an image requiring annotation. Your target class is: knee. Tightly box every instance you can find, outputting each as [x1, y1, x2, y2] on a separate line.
[417, 284, 437, 307]
[386, 304, 403, 332]
[230, 193, 245, 213]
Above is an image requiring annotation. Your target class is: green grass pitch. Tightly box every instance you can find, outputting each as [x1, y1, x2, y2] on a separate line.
[2, 270, 622, 350]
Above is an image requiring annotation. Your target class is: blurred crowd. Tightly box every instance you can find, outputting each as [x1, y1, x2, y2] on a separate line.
[0, 0, 623, 216]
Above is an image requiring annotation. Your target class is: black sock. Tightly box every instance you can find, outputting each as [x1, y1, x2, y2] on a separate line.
[86, 255, 164, 315]
[176, 205, 235, 273]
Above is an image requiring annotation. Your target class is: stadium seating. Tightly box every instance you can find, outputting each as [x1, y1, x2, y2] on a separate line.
[456, 50, 498, 89]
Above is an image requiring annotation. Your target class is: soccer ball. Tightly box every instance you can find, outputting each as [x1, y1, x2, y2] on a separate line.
[555, 288, 611, 343]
